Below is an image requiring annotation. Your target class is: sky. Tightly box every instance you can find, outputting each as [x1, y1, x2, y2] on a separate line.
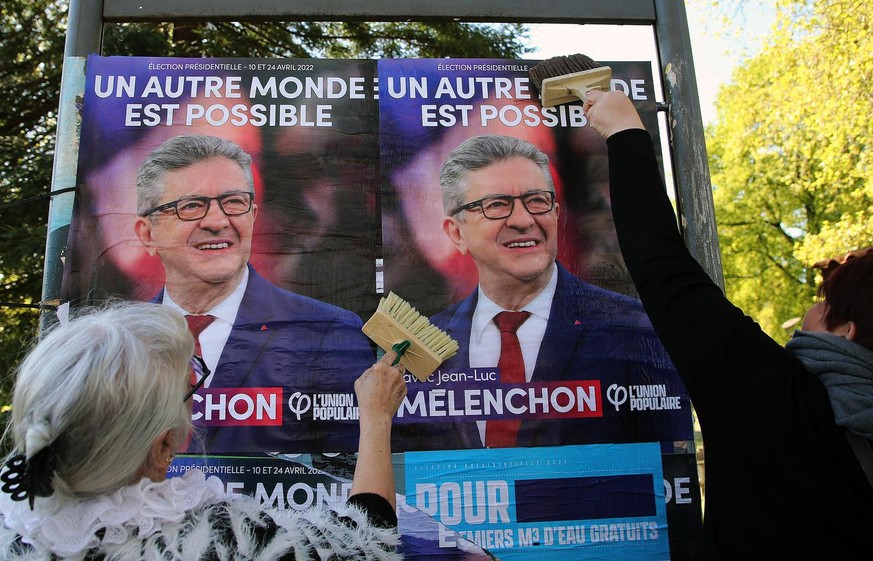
[524, 2, 777, 125]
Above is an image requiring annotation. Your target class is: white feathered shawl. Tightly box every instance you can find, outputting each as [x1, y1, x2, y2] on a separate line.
[0, 470, 401, 560]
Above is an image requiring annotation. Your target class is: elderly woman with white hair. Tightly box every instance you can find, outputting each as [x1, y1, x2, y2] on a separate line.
[0, 301, 406, 560]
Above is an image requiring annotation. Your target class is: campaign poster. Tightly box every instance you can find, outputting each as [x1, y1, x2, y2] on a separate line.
[64, 55, 381, 455]
[376, 59, 692, 450]
[376, 58, 701, 559]
[403, 444, 670, 560]
[65, 55, 703, 559]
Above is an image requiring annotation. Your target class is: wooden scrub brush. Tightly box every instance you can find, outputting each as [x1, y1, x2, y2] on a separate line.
[362, 291, 460, 382]
[528, 53, 611, 107]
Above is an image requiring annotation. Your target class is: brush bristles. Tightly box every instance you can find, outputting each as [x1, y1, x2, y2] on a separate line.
[529, 53, 603, 94]
[378, 292, 459, 359]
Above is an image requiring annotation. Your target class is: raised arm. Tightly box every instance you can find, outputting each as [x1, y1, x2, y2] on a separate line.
[350, 350, 407, 511]
[582, 90, 776, 406]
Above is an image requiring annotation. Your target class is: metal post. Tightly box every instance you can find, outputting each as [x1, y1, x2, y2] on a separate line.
[653, 0, 725, 289]
[40, 0, 104, 329]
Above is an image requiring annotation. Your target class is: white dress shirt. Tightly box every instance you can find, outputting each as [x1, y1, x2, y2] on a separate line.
[163, 267, 249, 387]
[468, 262, 557, 444]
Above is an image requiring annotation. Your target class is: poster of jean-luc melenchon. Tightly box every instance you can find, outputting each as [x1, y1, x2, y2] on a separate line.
[63, 55, 701, 561]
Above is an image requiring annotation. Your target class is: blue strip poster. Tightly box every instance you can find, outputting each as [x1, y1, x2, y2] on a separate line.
[404, 443, 670, 560]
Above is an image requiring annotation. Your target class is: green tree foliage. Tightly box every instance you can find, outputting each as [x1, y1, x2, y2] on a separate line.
[0, 0, 68, 397]
[706, 0, 873, 343]
[102, 20, 528, 59]
[0, 2, 530, 399]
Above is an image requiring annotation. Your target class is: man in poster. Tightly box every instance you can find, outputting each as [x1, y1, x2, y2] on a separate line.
[396, 133, 686, 450]
[133, 133, 374, 455]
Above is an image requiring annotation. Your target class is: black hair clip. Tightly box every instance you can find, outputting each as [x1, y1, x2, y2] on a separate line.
[1, 447, 57, 509]
[1, 454, 31, 505]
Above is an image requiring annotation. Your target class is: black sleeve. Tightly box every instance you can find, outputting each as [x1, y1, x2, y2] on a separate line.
[346, 492, 398, 529]
[605, 129, 786, 412]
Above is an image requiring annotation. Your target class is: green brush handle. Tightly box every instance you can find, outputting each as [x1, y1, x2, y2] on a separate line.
[375, 340, 411, 366]
[391, 340, 410, 365]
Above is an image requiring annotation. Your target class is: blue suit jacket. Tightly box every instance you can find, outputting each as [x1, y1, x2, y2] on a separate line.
[159, 266, 374, 454]
[392, 263, 690, 451]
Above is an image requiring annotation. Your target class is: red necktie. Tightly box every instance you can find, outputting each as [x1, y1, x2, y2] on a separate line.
[185, 314, 216, 358]
[485, 311, 531, 448]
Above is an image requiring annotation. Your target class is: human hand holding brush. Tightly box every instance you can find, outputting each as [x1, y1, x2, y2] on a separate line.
[350, 350, 408, 511]
[582, 89, 646, 139]
[353, 288, 460, 511]
[355, 350, 408, 419]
